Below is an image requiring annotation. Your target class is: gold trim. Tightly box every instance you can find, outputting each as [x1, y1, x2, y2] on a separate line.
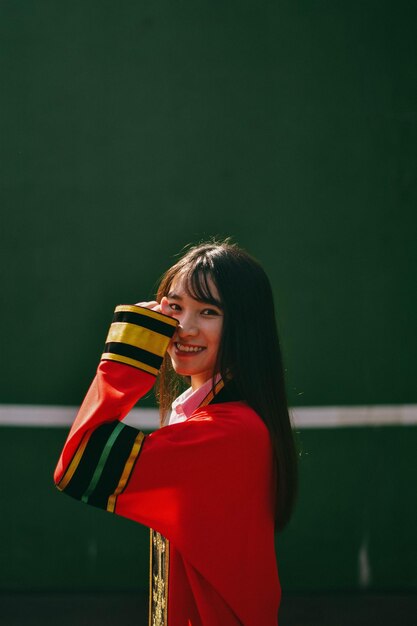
[101, 353, 159, 376]
[164, 537, 170, 625]
[106, 322, 170, 357]
[57, 429, 93, 491]
[114, 305, 178, 328]
[150, 532, 169, 626]
[107, 431, 145, 513]
[199, 378, 225, 407]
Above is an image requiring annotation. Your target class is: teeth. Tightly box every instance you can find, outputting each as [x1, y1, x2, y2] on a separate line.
[176, 343, 204, 353]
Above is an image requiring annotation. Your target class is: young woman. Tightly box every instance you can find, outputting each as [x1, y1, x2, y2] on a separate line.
[54, 240, 298, 626]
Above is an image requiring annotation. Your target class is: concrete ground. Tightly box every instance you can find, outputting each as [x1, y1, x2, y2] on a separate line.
[1, 592, 417, 626]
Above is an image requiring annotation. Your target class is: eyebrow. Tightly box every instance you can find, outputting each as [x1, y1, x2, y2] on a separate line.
[167, 292, 223, 309]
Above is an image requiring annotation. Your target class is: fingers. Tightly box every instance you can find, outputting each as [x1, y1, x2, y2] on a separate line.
[134, 298, 173, 317]
[160, 296, 171, 316]
[135, 300, 162, 313]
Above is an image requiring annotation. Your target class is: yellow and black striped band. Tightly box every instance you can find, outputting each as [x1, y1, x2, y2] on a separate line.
[102, 305, 178, 375]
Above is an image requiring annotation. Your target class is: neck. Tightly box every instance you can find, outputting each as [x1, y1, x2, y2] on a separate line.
[191, 372, 221, 392]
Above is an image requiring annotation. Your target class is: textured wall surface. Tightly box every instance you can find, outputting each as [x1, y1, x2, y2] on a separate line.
[1, 1, 416, 593]
[1, 1, 416, 407]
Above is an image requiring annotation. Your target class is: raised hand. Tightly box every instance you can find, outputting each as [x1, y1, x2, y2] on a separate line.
[135, 297, 172, 317]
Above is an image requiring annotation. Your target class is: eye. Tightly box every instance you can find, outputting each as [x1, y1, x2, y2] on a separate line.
[201, 308, 220, 316]
[169, 302, 181, 311]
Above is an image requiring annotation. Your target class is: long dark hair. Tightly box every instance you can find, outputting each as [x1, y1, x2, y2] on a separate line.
[155, 239, 298, 531]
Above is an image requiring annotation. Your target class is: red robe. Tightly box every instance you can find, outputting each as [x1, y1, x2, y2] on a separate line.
[54, 305, 280, 625]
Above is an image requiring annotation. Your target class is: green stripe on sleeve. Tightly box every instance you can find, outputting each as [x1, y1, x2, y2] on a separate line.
[81, 421, 125, 503]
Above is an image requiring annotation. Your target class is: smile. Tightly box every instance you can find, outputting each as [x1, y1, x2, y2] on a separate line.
[175, 342, 206, 353]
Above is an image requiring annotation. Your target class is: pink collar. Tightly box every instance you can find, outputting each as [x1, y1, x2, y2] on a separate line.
[169, 373, 222, 424]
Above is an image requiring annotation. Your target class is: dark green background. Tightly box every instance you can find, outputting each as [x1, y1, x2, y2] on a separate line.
[1, 1, 416, 593]
[1, 0, 416, 407]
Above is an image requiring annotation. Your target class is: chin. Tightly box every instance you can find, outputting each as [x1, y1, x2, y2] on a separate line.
[172, 364, 195, 377]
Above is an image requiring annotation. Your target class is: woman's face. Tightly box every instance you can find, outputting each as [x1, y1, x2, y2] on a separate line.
[163, 273, 224, 390]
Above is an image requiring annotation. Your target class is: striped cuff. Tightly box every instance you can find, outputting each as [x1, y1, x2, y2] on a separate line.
[57, 420, 146, 513]
[102, 305, 178, 376]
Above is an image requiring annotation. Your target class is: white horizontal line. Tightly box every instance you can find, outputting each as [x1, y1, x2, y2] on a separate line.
[0, 404, 416, 428]
[290, 405, 417, 428]
[0, 406, 159, 429]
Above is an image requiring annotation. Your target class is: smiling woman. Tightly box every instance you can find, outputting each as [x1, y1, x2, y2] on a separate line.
[54, 239, 298, 626]
[164, 276, 223, 389]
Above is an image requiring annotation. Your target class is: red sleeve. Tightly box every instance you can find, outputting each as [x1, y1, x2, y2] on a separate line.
[53, 304, 178, 512]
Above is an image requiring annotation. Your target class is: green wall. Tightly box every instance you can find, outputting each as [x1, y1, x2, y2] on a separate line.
[1, 1, 416, 407]
[1, 1, 416, 593]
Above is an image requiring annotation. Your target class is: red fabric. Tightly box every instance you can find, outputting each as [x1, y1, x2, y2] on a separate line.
[54, 361, 280, 625]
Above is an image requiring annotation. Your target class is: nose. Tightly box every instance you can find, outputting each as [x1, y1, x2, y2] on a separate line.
[176, 312, 198, 338]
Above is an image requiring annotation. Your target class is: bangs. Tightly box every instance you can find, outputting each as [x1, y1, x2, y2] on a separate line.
[179, 265, 223, 309]
[157, 247, 225, 311]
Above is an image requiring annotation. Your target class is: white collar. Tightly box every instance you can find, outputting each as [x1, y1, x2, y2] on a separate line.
[169, 373, 222, 425]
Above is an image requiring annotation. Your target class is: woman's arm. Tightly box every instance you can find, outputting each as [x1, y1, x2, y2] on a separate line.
[53, 303, 178, 511]
[53, 300, 269, 546]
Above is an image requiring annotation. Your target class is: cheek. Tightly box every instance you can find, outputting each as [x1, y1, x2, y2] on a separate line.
[209, 323, 223, 352]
